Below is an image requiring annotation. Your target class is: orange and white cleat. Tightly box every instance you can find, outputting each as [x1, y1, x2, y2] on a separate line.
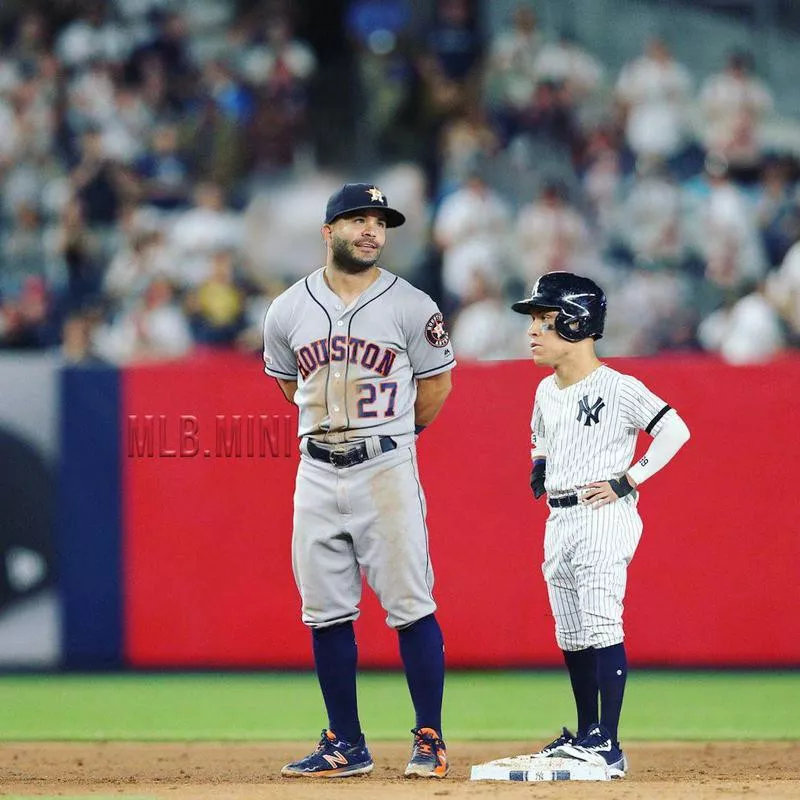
[404, 727, 449, 778]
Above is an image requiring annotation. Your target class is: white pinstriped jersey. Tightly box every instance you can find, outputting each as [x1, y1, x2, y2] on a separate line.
[531, 364, 672, 494]
[263, 267, 456, 441]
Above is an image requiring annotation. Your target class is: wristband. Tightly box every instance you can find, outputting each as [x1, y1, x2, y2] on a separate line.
[608, 474, 635, 498]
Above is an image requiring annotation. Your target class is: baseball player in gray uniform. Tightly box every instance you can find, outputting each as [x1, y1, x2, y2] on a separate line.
[510, 272, 690, 777]
[263, 183, 455, 779]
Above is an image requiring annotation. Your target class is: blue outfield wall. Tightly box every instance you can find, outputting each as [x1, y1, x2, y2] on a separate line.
[57, 366, 123, 669]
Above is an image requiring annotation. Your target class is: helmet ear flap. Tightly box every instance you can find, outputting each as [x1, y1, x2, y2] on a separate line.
[554, 313, 584, 342]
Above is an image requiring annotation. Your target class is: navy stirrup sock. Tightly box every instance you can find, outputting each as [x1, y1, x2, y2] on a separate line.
[398, 614, 445, 736]
[595, 642, 627, 744]
[562, 648, 599, 738]
[311, 622, 362, 744]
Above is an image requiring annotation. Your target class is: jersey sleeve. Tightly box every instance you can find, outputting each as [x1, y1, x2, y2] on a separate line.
[619, 375, 673, 435]
[262, 300, 297, 379]
[530, 398, 546, 462]
[405, 295, 457, 378]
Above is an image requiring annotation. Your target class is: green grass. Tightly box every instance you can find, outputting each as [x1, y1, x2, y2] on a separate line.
[0, 671, 797, 742]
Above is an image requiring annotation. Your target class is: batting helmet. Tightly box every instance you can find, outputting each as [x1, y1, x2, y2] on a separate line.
[511, 272, 607, 342]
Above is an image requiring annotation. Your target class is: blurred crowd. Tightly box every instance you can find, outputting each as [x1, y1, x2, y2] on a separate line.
[1, 0, 800, 366]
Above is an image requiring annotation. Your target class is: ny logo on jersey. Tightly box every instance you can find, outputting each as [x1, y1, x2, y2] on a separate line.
[577, 394, 605, 426]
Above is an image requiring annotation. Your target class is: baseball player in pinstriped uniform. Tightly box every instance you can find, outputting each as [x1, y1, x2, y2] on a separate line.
[510, 272, 690, 777]
[263, 183, 455, 779]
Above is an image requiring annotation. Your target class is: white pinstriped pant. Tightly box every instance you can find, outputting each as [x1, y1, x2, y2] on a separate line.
[542, 493, 643, 651]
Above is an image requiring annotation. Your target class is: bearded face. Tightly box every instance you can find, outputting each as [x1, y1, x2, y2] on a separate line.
[326, 212, 387, 274]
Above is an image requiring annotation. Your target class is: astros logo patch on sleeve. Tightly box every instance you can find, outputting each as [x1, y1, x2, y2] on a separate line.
[425, 313, 450, 348]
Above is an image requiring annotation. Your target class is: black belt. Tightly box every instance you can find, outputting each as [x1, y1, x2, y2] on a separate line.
[306, 436, 397, 468]
[548, 494, 579, 508]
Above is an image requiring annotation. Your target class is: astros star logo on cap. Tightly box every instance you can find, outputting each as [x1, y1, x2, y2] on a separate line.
[367, 186, 384, 203]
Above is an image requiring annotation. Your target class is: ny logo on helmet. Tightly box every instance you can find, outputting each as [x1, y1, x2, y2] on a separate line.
[577, 395, 605, 426]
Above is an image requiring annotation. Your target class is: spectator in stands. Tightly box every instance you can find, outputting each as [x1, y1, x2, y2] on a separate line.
[241, 12, 317, 178]
[699, 51, 774, 183]
[69, 127, 134, 228]
[7, 66, 55, 162]
[53, 197, 104, 311]
[134, 122, 192, 210]
[93, 275, 193, 364]
[437, 104, 500, 197]
[581, 130, 622, 237]
[754, 158, 800, 269]
[533, 30, 604, 107]
[126, 11, 197, 114]
[683, 155, 767, 297]
[166, 182, 243, 288]
[514, 78, 582, 159]
[612, 156, 685, 269]
[483, 4, 542, 141]
[185, 249, 247, 347]
[103, 229, 169, 306]
[7, 11, 50, 70]
[767, 235, 800, 345]
[602, 266, 693, 356]
[0, 88, 22, 171]
[615, 37, 694, 165]
[239, 11, 317, 90]
[0, 204, 47, 298]
[66, 57, 117, 133]
[515, 179, 590, 282]
[55, 2, 130, 72]
[416, 0, 483, 124]
[344, 0, 415, 160]
[449, 270, 528, 360]
[433, 168, 513, 308]
[101, 81, 155, 165]
[0, 276, 53, 350]
[60, 308, 107, 365]
[698, 282, 784, 364]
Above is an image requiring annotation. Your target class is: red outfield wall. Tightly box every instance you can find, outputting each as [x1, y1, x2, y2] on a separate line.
[123, 352, 800, 668]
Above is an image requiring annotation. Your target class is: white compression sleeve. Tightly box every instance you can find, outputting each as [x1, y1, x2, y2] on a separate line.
[628, 411, 690, 486]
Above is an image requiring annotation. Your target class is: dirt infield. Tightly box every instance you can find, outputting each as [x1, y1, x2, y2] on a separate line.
[1, 741, 798, 799]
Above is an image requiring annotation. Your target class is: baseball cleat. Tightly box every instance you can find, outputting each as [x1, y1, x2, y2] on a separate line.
[404, 727, 449, 778]
[281, 729, 374, 777]
[536, 726, 576, 756]
[556, 723, 628, 777]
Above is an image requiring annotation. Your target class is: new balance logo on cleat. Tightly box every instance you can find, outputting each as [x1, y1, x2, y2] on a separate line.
[557, 723, 628, 777]
[281, 729, 374, 778]
[404, 727, 449, 778]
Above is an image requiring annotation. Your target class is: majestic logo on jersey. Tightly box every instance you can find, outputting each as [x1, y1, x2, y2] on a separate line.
[367, 186, 385, 203]
[577, 394, 605, 426]
[425, 313, 450, 348]
[296, 336, 397, 380]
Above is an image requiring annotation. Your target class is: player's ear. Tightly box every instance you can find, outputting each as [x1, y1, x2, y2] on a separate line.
[321, 224, 332, 244]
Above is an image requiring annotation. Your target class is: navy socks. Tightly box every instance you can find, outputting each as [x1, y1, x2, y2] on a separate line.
[563, 644, 628, 743]
[398, 614, 445, 736]
[562, 648, 599, 738]
[312, 615, 445, 743]
[311, 622, 362, 744]
[595, 642, 627, 744]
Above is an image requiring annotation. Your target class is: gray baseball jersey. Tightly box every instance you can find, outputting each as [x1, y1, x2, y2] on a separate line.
[263, 267, 455, 443]
[531, 364, 673, 650]
[262, 266, 456, 629]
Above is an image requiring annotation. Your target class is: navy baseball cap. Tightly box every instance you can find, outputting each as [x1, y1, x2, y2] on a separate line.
[324, 183, 406, 228]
